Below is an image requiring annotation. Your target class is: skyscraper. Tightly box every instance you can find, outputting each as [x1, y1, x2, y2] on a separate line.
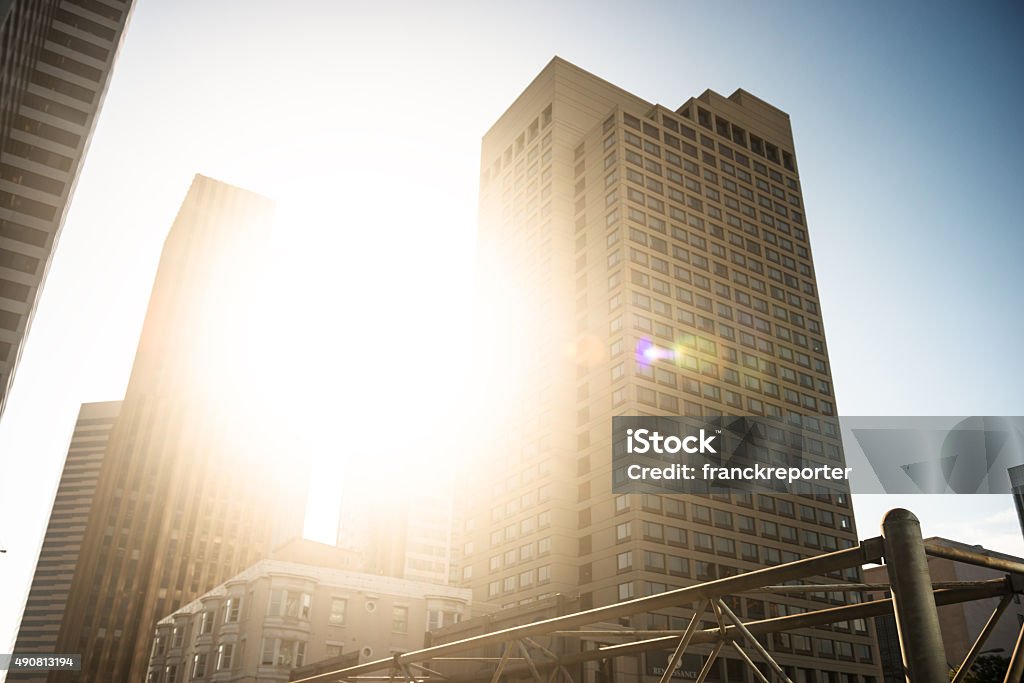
[0, 0, 134, 416]
[46, 175, 307, 682]
[460, 58, 878, 682]
[10, 400, 120, 683]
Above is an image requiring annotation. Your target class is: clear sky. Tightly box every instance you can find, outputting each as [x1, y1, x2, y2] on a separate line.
[1, 0, 1022, 660]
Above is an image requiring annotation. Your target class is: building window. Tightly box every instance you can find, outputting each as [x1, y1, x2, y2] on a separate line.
[171, 626, 183, 648]
[262, 638, 306, 668]
[199, 610, 213, 635]
[392, 606, 409, 633]
[223, 597, 240, 623]
[216, 643, 233, 671]
[329, 598, 347, 626]
[268, 589, 312, 620]
[191, 653, 207, 679]
[617, 582, 635, 601]
[616, 551, 633, 571]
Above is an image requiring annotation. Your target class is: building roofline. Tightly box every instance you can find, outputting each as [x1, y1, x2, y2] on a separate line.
[482, 56, 653, 142]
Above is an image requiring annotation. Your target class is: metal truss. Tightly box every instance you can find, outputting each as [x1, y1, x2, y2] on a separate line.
[292, 509, 1024, 683]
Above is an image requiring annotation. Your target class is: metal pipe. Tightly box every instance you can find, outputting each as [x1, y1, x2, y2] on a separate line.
[658, 600, 707, 683]
[694, 642, 723, 683]
[926, 542, 1024, 576]
[714, 599, 793, 683]
[882, 508, 948, 682]
[291, 540, 882, 682]
[489, 643, 512, 683]
[1005, 622, 1024, 683]
[518, 640, 544, 683]
[952, 593, 1014, 683]
[728, 641, 770, 683]
[756, 579, 1005, 593]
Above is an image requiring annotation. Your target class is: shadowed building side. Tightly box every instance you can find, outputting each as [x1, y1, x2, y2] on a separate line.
[49, 175, 307, 682]
[0, 0, 135, 416]
[9, 400, 120, 683]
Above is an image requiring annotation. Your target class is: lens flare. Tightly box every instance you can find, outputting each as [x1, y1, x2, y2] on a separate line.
[636, 338, 675, 368]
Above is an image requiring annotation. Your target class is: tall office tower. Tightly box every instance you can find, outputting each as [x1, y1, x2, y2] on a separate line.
[0, 0, 134, 416]
[460, 58, 878, 682]
[10, 400, 120, 683]
[48, 175, 307, 682]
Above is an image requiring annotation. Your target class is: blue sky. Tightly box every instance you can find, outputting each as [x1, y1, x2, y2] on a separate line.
[1, 0, 1022, 661]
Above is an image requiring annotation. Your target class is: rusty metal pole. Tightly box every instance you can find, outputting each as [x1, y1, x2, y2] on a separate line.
[882, 508, 947, 682]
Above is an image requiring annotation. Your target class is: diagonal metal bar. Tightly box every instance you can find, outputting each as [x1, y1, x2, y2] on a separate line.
[715, 598, 793, 683]
[953, 593, 1014, 683]
[728, 641, 770, 683]
[517, 640, 544, 683]
[400, 663, 424, 683]
[521, 637, 573, 683]
[1004, 621, 1024, 683]
[658, 600, 708, 683]
[408, 662, 448, 680]
[489, 642, 513, 683]
[694, 641, 724, 683]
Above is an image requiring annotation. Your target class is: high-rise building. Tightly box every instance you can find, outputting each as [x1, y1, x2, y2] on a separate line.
[9, 400, 120, 683]
[0, 0, 134, 416]
[45, 175, 307, 682]
[459, 58, 879, 682]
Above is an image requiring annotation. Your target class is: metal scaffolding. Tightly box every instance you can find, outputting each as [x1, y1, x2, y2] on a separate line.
[291, 509, 1024, 683]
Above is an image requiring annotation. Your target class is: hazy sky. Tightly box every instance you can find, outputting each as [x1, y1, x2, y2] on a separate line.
[1, 0, 1022, 660]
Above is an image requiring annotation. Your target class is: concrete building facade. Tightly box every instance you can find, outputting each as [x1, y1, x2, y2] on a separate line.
[46, 175, 307, 682]
[0, 0, 133, 415]
[145, 539, 472, 683]
[459, 57, 879, 683]
[10, 400, 120, 682]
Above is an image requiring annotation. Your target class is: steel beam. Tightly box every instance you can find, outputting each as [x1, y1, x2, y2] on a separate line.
[926, 542, 1024, 576]
[658, 600, 707, 683]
